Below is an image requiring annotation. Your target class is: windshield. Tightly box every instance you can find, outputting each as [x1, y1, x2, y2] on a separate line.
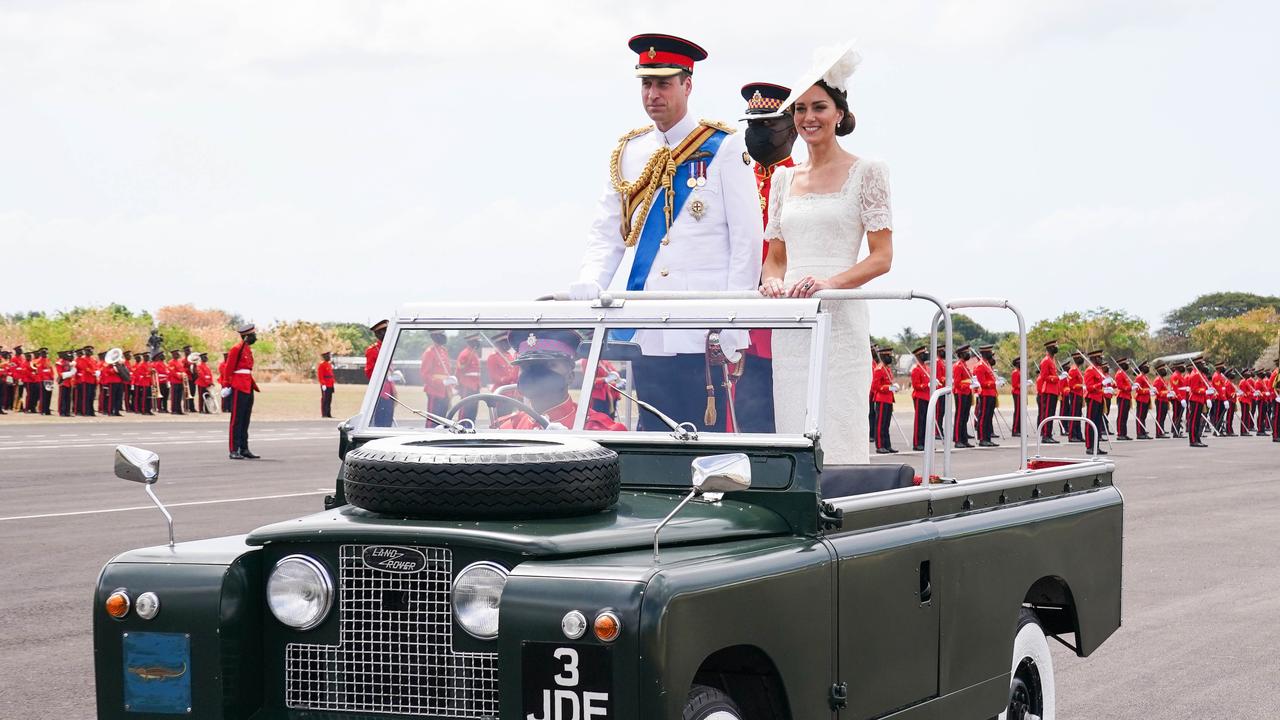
[365, 323, 815, 437]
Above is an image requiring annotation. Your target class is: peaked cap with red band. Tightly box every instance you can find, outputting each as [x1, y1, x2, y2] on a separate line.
[513, 330, 582, 365]
[629, 33, 708, 77]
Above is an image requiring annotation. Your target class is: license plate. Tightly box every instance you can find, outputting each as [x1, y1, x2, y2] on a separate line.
[522, 641, 612, 720]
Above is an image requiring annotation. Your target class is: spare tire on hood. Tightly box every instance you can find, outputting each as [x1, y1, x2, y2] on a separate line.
[342, 434, 621, 519]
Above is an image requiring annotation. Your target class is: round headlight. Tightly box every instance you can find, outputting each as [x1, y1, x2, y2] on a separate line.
[135, 592, 161, 620]
[452, 562, 508, 640]
[267, 555, 333, 630]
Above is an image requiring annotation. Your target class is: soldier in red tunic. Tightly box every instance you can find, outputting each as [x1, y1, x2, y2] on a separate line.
[1036, 340, 1061, 443]
[419, 331, 455, 423]
[952, 345, 976, 448]
[1131, 360, 1154, 439]
[1153, 363, 1172, 437]
[365, 320, 394, 426]
[195, 352, 215, 414]
[871, 347, 897, 454]
[317, 351, 336, 418]
[167, 349, 187, 415]
[909, 345, 933, 451]
[225, 324, 262, 459]
[1113, 358, 1134, 440]
[485, 331, 520, 396]
[493, 331, 625, 432]
[734, 81, 796, 433]
[1010, 357, 1022, 436]
[1082, 350, 1109, 455]
[974, 345, 999, 447]
[454, 333, 484, 422]
[1185, 358, 1212, 448]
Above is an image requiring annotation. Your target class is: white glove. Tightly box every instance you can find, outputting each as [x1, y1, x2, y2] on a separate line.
[61, 370, 75, 380]
[1149, 389, 1156, 397]
[1103, 387, 1115, 396]
[220, 387, 232, 398]
[889, 383, 901, 392]
[545, 421, 569, 431]
[568, 280, 603, 301]
[389, 369, 405, 384]
[1058, 372, 1068, 380]
[1206, 387, 1216, 396]
[1181, 399, 1187, 409]
[969, 380, 980, 390]
[605, 371, 621, 385]
[1255, 391, 1262, 398]
[444, 375, 458, 387]
[1103, 377, 1115, 386]
[94, 370, 101, 379]
[996, 377, 1007, 387]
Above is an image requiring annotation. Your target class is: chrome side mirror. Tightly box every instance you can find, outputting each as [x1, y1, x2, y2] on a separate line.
[114, 445, 173, 547]
[653, 453, 753, 564]
[115, 445, 160, 484]
[692, 453, 752, 495]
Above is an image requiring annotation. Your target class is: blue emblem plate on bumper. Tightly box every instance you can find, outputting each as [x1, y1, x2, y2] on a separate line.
[122, 631, 191, 714]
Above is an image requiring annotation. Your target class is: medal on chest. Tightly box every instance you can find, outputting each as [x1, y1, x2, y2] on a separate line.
[685, 159, 709, 221]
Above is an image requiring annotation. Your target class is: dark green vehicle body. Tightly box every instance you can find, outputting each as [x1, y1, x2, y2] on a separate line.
[93, 435, 1122, 720]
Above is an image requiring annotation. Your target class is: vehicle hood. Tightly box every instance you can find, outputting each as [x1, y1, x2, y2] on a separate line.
[244, 490, 791, 558]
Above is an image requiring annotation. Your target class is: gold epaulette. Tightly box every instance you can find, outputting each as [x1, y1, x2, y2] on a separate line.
[618, 125, 654, 142]
[699, 119, 736, 134]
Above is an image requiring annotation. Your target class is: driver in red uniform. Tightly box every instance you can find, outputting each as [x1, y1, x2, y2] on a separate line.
[494, 331, 625, 432]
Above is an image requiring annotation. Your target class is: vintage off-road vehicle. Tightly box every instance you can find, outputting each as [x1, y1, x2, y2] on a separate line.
[93, 291, 1122, 720]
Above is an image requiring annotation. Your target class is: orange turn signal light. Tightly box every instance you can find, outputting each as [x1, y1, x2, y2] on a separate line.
[593, 611, 621, 642]
[105, 590, 131, 619]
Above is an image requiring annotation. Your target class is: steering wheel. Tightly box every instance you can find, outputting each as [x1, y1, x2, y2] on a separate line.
[447, 393, 550, 429]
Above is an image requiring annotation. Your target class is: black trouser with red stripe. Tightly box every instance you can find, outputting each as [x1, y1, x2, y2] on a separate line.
[934, 397, 947, 437]
[874, 401, 894, 451]
[1135, 401, 1151, 436]
[1171, 399, 1184, 434]
[1187, 400, 1205, 444]
[1116, 397, 1131, 438]
[976, 395, 996, 441]
[1272, 400, 1279, 439]
[953, 394, 972, 444]
[912, 398, 930, 448]
[1240, 402, 1254, 433]
[228, 388, 254, 453]
[170, 383, 185, 414]
[1224, 402, 1236, 433]
[1011, 392, 1022, 435]
[25, 382, 39, 412]
[320, 385, 334, 418]
[1155, 400, 1169, 436]
[1084, 398, 1105, 452]
[59, 385, 73, 416]
[110, 383, 124, 415]
[1037, 393, 1057, 438]
[39, 384, 52, 414]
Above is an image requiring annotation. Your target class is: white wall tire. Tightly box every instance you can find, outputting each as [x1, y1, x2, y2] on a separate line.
[998, 609, 1056, 720]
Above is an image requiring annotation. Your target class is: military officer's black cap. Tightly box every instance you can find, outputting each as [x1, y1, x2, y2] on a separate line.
[320, 350, 331, 357]
[978, 344, 995, 353]
[629, 34, 707, 77]
[151, 351, 164, 359]
[741, 82, 791, 120]
[370, 319, 389, 333]
[1044, 339, 1059, 349]
[956, 344, 972, 353]
[911, 345, 929, 357]
[1011, 356, 1021, 366]
[513, 330, 581, 365]
[237, 323, 256, 335]
[490, 330, 511, 342]
[1214, 361, 1226, 370]
[1137, 360, 1151, 372]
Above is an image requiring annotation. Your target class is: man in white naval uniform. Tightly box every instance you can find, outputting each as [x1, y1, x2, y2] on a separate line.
[569, 33, 762, 431]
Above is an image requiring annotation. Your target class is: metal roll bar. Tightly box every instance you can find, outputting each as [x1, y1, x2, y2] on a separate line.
[940, 298, 1030, 472]
[537, 288, 954, 479]
[1035, 416, 1102, 458]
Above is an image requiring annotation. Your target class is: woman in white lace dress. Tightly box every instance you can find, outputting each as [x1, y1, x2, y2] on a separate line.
[760, 47, 893, 465]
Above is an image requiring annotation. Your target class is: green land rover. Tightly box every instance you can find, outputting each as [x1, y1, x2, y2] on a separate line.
[93, 292, 1122, 720]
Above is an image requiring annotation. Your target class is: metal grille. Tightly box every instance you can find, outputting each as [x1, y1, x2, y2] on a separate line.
[285, 545, 499, 718]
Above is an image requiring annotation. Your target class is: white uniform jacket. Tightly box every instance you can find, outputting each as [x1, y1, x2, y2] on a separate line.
[578, 112, 762, 355]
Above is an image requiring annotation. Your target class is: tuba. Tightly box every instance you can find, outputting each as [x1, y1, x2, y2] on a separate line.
[106, 347, 131, 383]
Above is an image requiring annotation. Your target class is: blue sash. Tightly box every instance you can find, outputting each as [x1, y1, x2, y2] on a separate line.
[614, 129, 727, 342]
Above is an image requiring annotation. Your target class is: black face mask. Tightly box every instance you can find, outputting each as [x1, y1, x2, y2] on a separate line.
[517, 364, 568, 407]
[745, 122, 795, 165]
[245, 333, 257, 345]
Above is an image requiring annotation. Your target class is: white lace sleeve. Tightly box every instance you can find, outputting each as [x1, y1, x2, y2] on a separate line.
[763, 166, 788, 241]
[859, 160, 893, 232]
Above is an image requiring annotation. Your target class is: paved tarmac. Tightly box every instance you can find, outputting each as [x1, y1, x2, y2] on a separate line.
[0, 419, 1276, 718]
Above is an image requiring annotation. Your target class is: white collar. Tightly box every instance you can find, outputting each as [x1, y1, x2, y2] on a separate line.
[656, 112, 698, 147]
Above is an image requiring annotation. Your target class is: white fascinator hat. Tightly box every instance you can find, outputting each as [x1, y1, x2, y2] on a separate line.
[781, 41, 862, 111]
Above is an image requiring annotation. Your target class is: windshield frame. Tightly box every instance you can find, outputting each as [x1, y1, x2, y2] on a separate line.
[355, 299, 827, 442]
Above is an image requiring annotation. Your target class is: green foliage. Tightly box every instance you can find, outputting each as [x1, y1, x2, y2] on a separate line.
[1028, 308, 1152, 362]
[1162, 292, 1280, 338]
[1189, 308, 1280, 367]
[325, 323, 375, 355]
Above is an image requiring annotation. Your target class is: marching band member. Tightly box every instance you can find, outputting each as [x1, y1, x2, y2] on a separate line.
[974, 345, 999, 447]
[1170, 362, 1187, 437]
[56, 349, 76, 417]
[151, 350, 169, 413]
[195, 353, 214, 414]
[99, 351, 122, 416]
[317, 351, 336, 418]
[33, 348, 53, 415]
[225, 324, 262, 459]
[167, 349, 187, 415]
[131, 352, 150, 415]
[75, 346, 95, 416]
[0, 349, 11, 414]
[1185, 358, 1212, 447]
[181, 345, 197, 413]
[909, 345, 932, 451]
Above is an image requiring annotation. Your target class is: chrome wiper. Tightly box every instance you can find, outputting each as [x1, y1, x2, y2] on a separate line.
[382, 393, 473, 434]
[606, 381, 698, 440]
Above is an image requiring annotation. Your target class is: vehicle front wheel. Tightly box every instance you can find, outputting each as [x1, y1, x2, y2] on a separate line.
[683, 684, 744, 720]
[998, 608, 1056, 720]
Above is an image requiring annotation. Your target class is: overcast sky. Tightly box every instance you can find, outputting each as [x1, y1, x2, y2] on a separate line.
[2, 0, 1276, 337]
